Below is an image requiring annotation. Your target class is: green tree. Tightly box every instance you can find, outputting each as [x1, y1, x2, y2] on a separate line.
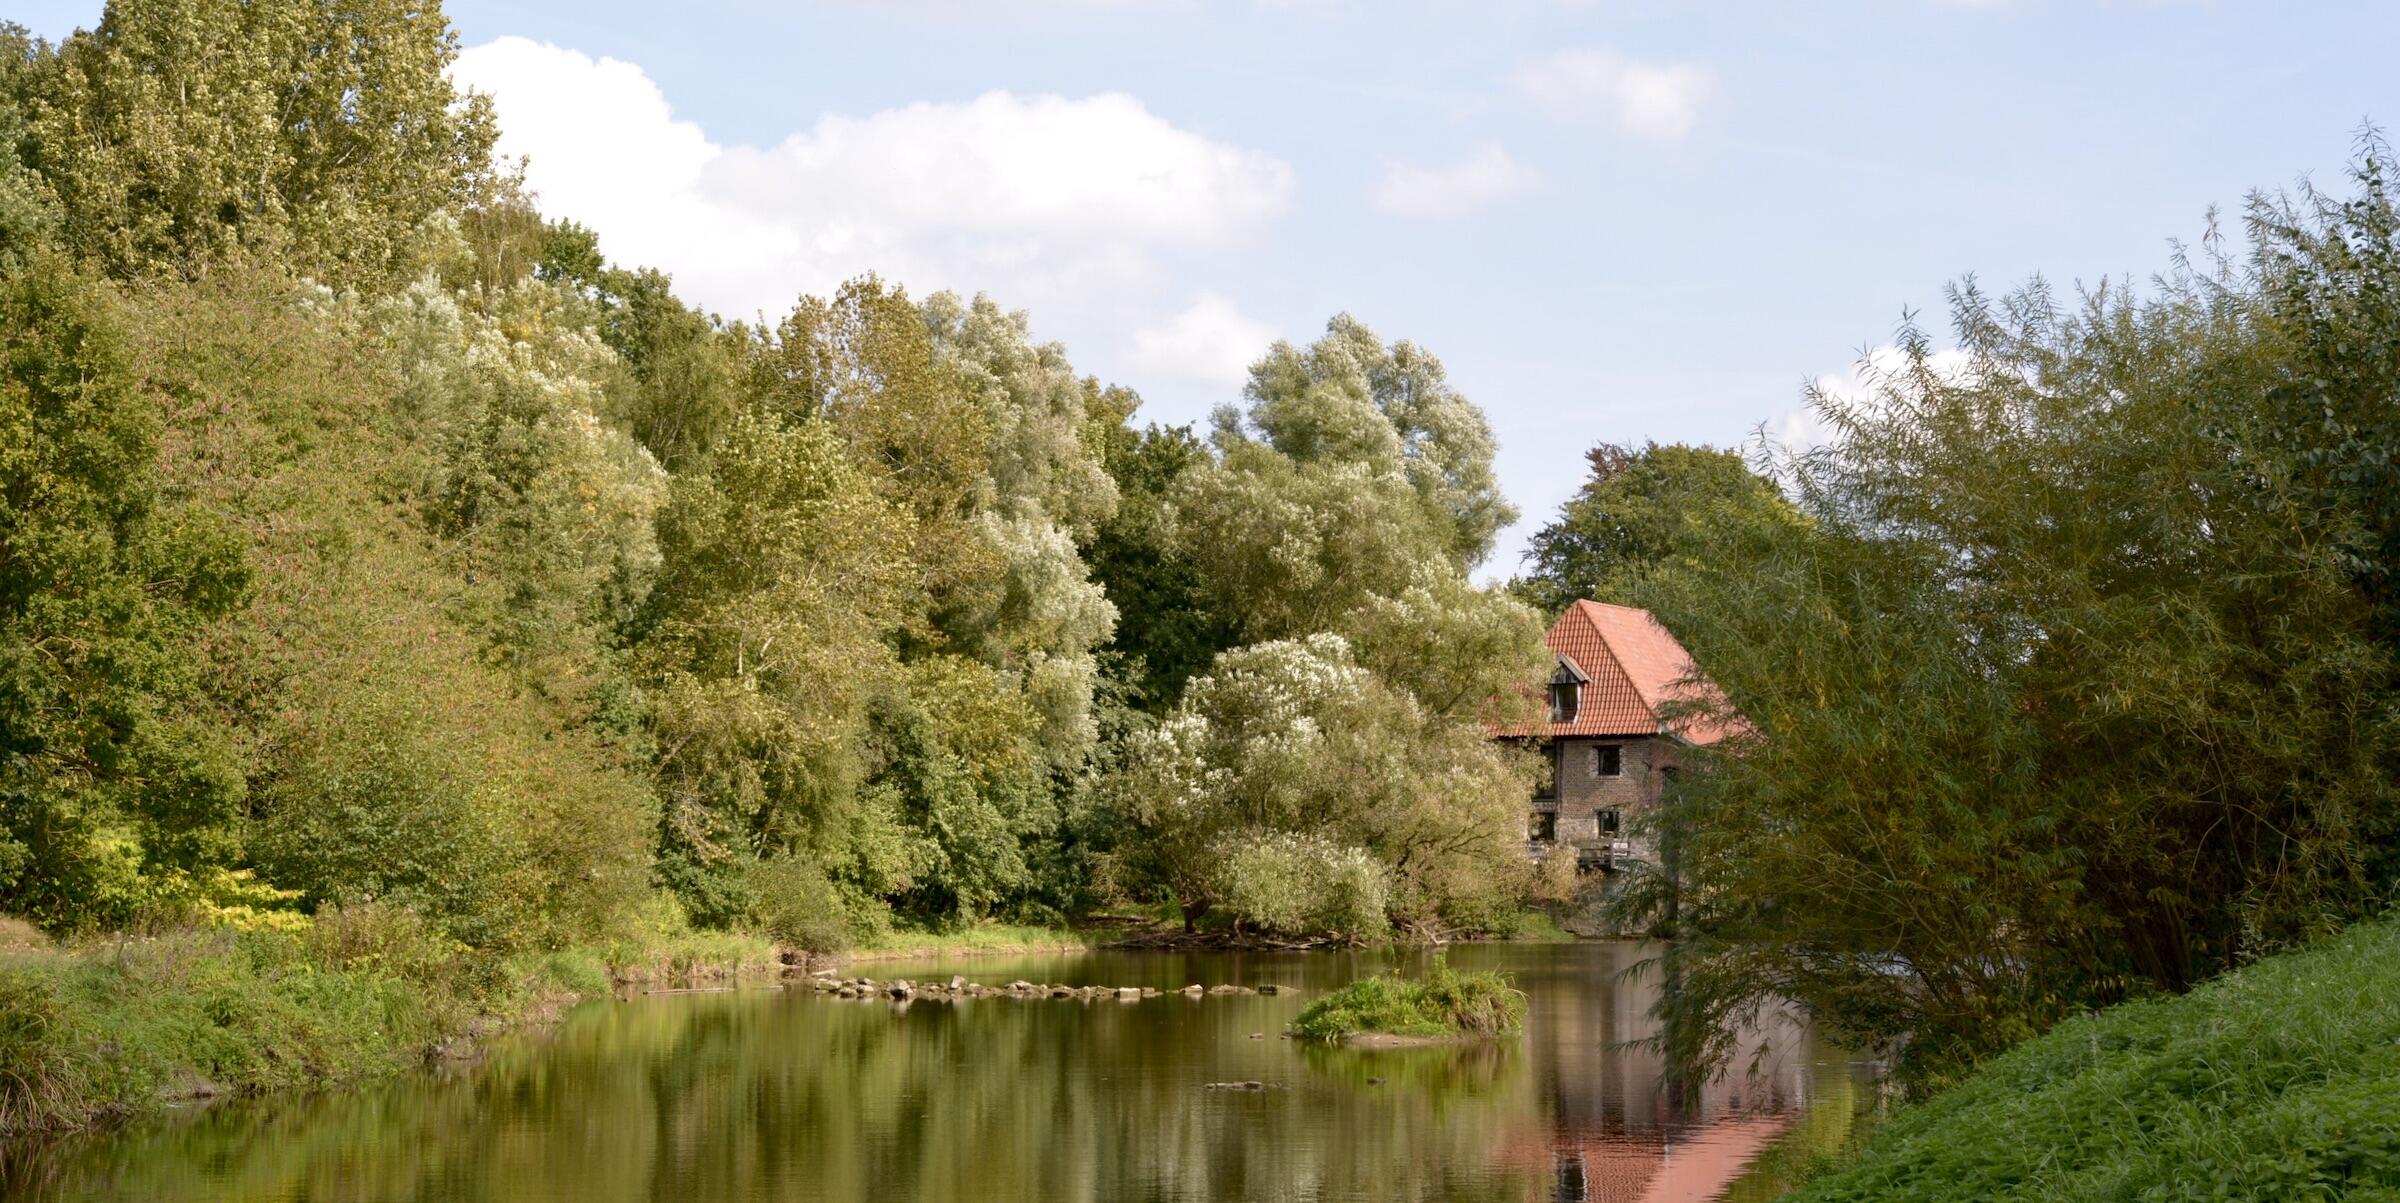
[14, 0, 498, 285]
[1085, 417, 1238, 713]
[0, 254, 247, 929]
[1108, 634, 1535, 933]
[636, 407, 918, 926]
[1234, 314, 1516, 566]
[1176, 316, 1521, 650]
[1621, 190, 2400, 1077]
[1515, 441, 1802, 616]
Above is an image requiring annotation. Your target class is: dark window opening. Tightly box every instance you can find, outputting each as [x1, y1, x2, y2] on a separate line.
[1530, 810, 1558, 842]
[1597, 807, 1621, 835]
[1594, 744, 1622, 776]
[1548, 682, 1579, 723]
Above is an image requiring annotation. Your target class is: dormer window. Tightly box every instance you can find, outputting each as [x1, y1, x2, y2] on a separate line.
[1548, 656, 1588, 724]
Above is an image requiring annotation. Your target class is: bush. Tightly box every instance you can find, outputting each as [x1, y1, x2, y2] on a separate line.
[1291, 958, 1525, 1042]
[750, 857, 851, 954]
[1216, 833, 1391, 941]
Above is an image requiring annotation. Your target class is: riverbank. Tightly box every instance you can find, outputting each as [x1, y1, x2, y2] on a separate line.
[0, 908, 785, 1139]
[1777, 913, 2400, 1201]
[0, 909, 1590, 1139]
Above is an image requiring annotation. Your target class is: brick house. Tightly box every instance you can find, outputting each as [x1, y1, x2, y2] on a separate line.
[1493, 600, 1733, 869]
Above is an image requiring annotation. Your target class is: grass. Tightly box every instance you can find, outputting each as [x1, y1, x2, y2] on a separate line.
[1480, 908, 1578, 943]
[1784, 913, 2400, 1202]
[0, 905, 781, 1138]
[1291, 958, 1527, 1043]
[845, 922, 1092, 962]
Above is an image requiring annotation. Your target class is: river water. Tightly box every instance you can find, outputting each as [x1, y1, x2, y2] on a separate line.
[3, 942, 1869, 1203]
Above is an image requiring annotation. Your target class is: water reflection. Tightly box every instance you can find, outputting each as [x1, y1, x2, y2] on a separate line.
[2, 944, 1866, 1203]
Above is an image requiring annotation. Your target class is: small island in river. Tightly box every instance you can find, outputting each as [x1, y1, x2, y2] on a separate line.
[1289, 959, 1527, 1045]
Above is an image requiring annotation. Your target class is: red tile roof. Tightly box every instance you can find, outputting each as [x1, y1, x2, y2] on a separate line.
[1494, 600, 1734, 746]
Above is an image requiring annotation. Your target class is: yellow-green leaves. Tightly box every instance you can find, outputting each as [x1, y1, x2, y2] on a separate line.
[19, 0, 497, 286]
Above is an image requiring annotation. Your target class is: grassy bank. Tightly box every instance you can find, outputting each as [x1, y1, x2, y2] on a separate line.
[1783, 914, 2400, 1201]
[0, 906, 779, 1138]
[842, 923, 1093, 963]
[1292, 959, 1526, 1043]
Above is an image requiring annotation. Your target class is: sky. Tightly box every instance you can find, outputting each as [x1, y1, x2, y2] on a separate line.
[15, 0, 2400, 576]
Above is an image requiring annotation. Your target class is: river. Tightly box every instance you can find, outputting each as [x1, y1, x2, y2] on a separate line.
[2, 942, 1870, 1202]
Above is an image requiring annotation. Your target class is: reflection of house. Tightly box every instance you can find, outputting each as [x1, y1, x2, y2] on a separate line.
[1491, 601, 1731, 869]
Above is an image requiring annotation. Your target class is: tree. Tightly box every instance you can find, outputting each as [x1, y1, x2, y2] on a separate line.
[1085, 417, 1240, 712]
[749, 276, 996, 625]
[1175, 316, 1520, 649]
[636, 408, 918, 926]
[1618, 187, 2400, 1077]
[1234, 314, 1516, 567]
[1107, 634, 1536, 934]
[13, 0, 498, 286]
[369, 273, 669, 690]
[0, 253, 247, 929]
[1516, 441, 1803, 616]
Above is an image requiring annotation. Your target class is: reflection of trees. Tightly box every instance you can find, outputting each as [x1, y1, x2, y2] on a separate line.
[6, 947, 1864, 1203]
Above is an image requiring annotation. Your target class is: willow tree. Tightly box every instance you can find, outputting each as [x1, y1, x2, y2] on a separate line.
[1622, 157, 2400, 1078]
[1169, 315, 1546, 719]
[1108, 634, 1534, 935]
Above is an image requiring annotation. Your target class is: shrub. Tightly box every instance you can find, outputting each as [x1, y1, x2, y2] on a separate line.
[1216, 833, 1391, 940]
[1291, 958, 1525, 1042]
[750, 857, 851, 954]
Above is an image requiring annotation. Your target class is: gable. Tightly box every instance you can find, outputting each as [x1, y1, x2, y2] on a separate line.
[1489, 600, 1735, 745]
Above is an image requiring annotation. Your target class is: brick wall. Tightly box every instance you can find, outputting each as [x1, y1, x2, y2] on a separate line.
[1549, 736, 1666, 843]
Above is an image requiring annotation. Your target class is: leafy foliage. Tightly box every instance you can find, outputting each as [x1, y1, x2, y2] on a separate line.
[11, 0, 498, 286]
[1515, 441, 1803, 616]
[1107, 635, 1536, 933]
[1614, 148, 2400, 1080]
[1215, 832, 1391, 941]
[1290, 958, 1526, 1042]
[0, 253, 246, 929]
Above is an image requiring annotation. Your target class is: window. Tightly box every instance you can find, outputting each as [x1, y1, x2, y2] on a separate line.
[1596, 807, 1621, 836]
[1548, 682, 1579, 723]
[1529, 810, 1558, 842]
[1593, 745, 1622, 776]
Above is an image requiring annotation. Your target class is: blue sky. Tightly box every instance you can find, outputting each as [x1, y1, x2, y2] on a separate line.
[16, 1, 2400, 574]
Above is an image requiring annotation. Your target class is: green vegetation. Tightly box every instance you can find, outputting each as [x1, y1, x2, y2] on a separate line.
[1516, 441, 1805, 616]
[1291, 959, 1526, 1042]
[1787, 913, 2400, 1202]
[0, 904, 775, 1136]
[1521, 144, 2400, 1084]
[845, 922, 1090, 961]
[0, 0, 1561, 1134]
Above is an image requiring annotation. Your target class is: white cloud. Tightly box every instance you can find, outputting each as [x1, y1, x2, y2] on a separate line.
[1512, 48, 1714, 140]
[1126, 292, 1278, 384]
[1370, 143, 1543, 219]
[450, 37, 1295, 321]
